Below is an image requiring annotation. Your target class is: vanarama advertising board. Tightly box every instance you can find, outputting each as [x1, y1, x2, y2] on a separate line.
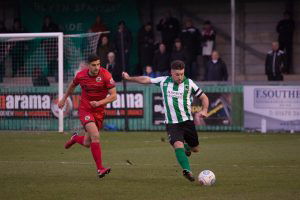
[0, 91, 143, 118]
[244, 86, 300, 131]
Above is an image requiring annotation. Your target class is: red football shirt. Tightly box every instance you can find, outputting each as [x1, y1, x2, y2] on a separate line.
[73, 67, 115, 112]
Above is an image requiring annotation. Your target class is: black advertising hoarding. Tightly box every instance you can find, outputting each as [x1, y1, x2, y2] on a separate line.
[152, 92, 232, 126]
[152, 93, 165, 125]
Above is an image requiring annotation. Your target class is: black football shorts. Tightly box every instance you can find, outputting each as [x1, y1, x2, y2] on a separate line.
[166, 120, 199, 147]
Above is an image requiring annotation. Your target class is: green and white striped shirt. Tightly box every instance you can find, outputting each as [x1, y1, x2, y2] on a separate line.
[150, 76, 203, 124]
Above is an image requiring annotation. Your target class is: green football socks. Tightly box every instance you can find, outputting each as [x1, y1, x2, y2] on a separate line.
[175, 148, 191, 171]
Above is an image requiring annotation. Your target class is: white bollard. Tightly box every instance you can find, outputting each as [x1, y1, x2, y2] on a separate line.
[261, 118, 267, 133]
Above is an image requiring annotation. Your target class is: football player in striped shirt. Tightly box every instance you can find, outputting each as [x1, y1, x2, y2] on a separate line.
[122, 60, 209, 182]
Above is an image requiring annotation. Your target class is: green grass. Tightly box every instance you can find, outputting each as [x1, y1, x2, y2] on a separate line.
[0, 132, 300, 200]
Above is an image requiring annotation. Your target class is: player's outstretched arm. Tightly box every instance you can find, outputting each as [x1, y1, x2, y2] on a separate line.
[58, 82, 77, 109]
[198, 93, 209, 117]
[122, 72, 151, 84]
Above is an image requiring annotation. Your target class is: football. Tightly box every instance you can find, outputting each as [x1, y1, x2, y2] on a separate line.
[198, 170, 216, 186]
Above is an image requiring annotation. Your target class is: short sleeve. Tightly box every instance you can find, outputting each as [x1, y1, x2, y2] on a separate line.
[73, 73, 80, 86]
[190, 80, 203, 97]
[104, 71, 115, 89]
[150, 76, 167, 86]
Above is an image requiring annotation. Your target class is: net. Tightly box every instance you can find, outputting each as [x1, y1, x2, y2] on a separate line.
[63, 32, 103, 132]
[0, 32, 103, 131]
[64, 32, 101, 81]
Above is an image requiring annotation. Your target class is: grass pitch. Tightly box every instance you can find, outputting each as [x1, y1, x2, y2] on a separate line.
[0, 131, 300, 200]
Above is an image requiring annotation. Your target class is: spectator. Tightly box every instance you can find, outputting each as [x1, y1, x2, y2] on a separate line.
[138, 22, 154, 75]
[180, 19, 201, 79]
[32, 67, 50, 86]
[90, 16, 108, 33]
[0, 20, 8, 83]
[114, 21, 132, 71]
[276, 11, 295, 74]
[97, 35, 113, 67]
[156, 10, 180, 52]
[201, 20, 216, 68]
[42, 16, 59, 32]
[170, 39, 187, 65]
[41, 16, 59, 80]
[265, 42, 286, 81]
[204, 51, 228, 81]
[153, 43, 170, 76]
[143, 65, 156, 78]
[10, 18, 27, 77]
[106, 51, 122, 82]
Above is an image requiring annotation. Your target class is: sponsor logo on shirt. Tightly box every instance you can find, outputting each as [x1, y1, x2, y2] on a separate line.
[96, 77, 102, 82]
[167, 90, 184, 98]
[85, 115, 90, 121]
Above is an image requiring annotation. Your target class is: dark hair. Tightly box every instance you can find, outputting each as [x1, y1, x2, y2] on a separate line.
[204, 20, 211, 25]
[87, 54, 100, 63]
[171, 60, 185, 70]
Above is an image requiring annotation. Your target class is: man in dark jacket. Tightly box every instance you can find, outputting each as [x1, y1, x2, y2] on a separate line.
[156, 11, 180, 52]
[202, 21, 216, 68]
[180, 19, 201, 78]
[114, 21, 132, 71]
[265, 42, 286, 81]
[138, 23, 154, 75]
[276, 11, 294, 74]
[41, 16, 60, 79]
[42, 16, 59, 32]
[97, 35, 114, 67]
[153, 43, 170, 76]
[204, 51, 228, 81]
[10, 18, 27, 77]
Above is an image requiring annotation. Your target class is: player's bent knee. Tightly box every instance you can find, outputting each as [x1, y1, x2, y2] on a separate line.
[173, 141, 184, 149]
[90, 135, 100, 143]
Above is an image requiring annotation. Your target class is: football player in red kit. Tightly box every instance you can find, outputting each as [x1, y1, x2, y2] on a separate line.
[58, 54, 117, 178]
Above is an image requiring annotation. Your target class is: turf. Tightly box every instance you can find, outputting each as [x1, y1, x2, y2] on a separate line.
[0, 131, 300, 200]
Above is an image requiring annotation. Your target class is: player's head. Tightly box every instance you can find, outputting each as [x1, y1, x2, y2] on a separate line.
[87, 54, 100, 76]
[170, 60, 185, 84]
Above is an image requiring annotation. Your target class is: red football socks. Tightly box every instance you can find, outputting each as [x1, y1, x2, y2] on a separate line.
[90, 142, 103, 170]
[74, 135, 84, 145]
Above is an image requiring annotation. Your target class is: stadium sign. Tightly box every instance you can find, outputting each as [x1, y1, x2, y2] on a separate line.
[69, 92, 144, 118]
[0, 94, 52, 117]
[1, 94, 50, 110]
[152, 93, 165, 125]
[244, 86, 300, 131]
[0, 91, 144, 118]
[152, 92, 232, 126]
[105, 92, 144, 118]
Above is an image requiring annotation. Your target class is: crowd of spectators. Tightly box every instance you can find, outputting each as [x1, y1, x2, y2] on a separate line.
[0, 9, 296, 85]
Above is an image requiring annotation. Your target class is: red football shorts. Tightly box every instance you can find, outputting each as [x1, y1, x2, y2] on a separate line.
[79, 109, 105, 130]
